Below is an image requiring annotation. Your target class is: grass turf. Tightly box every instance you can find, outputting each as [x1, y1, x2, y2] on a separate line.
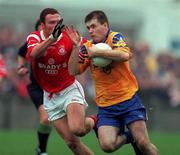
[0, 130, 180, 155]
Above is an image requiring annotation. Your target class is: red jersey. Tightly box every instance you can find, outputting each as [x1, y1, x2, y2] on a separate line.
[27, 30, 75, 93]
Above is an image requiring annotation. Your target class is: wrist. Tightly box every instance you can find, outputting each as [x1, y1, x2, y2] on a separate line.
[73, 44, 80, 48]
[74, 37, 82, 48]
[49, 34, 55, 41]
[74, 42, 81, 48]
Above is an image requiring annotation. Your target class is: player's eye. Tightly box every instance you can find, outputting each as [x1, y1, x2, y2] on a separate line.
[86, 26, 90, 30]
[91, 25, 96, 29]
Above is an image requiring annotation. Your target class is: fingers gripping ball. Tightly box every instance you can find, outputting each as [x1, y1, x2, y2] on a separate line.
[92, 43, 112, 67]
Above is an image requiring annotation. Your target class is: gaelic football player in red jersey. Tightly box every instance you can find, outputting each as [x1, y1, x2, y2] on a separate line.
[17, 19, 52, 155]
[65, 10, 158, 155]
[27, 8, 94, 155]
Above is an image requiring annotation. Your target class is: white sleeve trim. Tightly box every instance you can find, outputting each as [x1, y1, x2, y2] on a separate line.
[27, 34, 40, 42]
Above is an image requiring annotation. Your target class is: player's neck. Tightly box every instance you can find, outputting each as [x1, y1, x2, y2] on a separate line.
[42, 30, 51, 39]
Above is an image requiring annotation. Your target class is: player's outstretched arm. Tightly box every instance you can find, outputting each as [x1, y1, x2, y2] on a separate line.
[64, 25, 81, 75]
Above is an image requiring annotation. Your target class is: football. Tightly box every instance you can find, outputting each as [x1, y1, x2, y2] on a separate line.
[92, 43, 112, 67]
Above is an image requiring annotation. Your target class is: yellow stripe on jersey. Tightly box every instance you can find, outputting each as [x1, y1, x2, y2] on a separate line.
[79, 31, 138, 107]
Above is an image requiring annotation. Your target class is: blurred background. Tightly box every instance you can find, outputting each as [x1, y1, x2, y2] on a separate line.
[0, 0, 180, 154]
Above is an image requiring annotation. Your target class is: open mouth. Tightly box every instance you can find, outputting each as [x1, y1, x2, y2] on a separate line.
[90, 35, 95, 39]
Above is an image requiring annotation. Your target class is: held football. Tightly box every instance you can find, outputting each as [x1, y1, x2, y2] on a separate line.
[92, 43, 112, 67]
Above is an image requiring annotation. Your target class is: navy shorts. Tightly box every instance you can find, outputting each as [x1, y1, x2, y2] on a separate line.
[97, 93, 147, 129]
[27, 82, 43, 109]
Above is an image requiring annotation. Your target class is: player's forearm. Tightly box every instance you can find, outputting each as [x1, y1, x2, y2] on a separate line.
[68, 46, 80, 75]
[30, 37, 54, 59]
[17, 56, 29, 75]
[93, 48, 131, 61]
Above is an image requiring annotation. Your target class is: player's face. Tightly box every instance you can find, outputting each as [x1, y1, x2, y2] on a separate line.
[43, 13, 61, 37]
[86, 18, 108, 43]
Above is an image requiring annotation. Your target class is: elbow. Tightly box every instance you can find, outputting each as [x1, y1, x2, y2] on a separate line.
[121, 52, 131, 61]
[125, 54, 131, 61]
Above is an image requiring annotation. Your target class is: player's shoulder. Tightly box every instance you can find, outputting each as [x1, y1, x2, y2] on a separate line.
[28, 30, 40, 37]
[27, 31, 41, 41]
[108, 31, 128, 49]
[110, 31, 124, 41]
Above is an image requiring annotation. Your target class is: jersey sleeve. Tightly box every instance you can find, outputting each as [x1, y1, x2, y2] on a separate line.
[111, 33, 131, 56]
[26, 32, 41, 60]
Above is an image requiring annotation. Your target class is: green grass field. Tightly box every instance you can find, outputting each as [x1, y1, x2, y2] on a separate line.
[0, 130, 180, 155]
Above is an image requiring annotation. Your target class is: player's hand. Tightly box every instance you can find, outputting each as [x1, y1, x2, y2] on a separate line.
[50, 19, 64, 40]
[79, 45, 88, 63]
[86, 44, 99, 58]
[64, 25, 81, 47]
[17, 66, 29, 76]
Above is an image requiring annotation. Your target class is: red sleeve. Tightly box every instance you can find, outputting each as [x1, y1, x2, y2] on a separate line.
[26, 31, 40, 61]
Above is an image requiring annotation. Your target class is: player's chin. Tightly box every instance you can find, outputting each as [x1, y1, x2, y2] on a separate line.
[92, 37, 99, 43]
[90, 35, 94, 39]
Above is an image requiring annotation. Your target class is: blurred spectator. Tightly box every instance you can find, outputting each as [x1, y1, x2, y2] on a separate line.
[0, 25, 29, 98]
[0, 54, 7, 82]
[157, 52, 180, 107]
[168, 57, 180, 107]
[131, 41, 160, 89]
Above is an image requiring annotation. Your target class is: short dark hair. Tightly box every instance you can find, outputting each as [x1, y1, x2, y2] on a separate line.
[84, 10, 109, 26]
[34, 19, 41, 31]
[40, 8, 59, 23]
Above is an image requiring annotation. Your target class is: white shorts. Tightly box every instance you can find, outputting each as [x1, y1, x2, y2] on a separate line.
[44, 80, 88, 121]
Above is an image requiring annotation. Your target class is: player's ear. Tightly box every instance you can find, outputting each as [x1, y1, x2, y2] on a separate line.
[41, 23, 45, 29]
[103, 22, 108, 28]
